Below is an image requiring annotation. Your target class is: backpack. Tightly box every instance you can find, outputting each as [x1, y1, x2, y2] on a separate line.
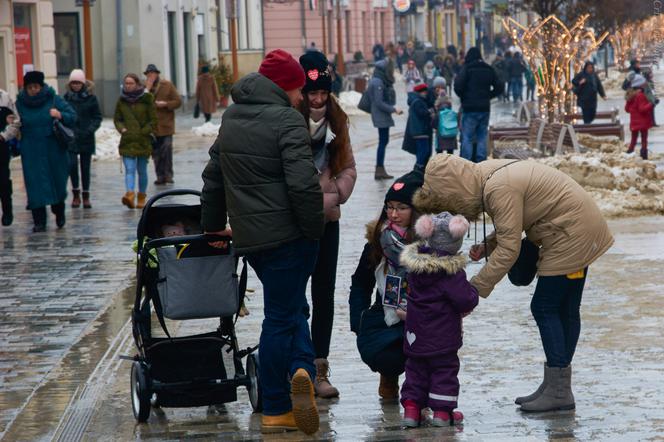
[358, 88, 372, 113]
[437, 108, 458, 137]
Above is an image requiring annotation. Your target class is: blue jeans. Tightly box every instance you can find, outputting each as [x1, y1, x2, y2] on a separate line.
[376, 127, 390, 167]
[510, 77, 523, 101]
[247, 238, 319, 415]
[122, 156, 148, 193]
[415, 137, 431, 170]
[530, 269, 588, 368]
[460, 112, 490, 162]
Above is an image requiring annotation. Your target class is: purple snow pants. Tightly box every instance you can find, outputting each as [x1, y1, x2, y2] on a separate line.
[400, 352, 460, 411]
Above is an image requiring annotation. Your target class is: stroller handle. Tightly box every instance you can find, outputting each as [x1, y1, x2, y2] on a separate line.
[143, 234, 232, 254]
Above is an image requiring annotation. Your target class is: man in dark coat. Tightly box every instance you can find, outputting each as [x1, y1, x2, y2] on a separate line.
[453, 47, 503, 162]
[572, 61, 606, 124]
[201, 49, 323, 435]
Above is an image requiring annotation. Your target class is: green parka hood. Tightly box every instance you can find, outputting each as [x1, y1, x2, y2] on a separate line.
[231, 73, 291, 107]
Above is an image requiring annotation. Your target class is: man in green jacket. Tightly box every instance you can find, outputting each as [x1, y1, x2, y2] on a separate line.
[201, 49, 324, 435]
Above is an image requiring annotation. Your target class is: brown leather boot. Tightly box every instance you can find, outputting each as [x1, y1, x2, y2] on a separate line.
[261, 412, 297, 433]
[290, 368, 319, 435]
[314, 358, 340, 398]
[378, 374, 399, 400]
[82, 191, 92, 209]
[71, 189, 81, 208]
[136, 192, 147, 209]
[374, 166, 394, 180]
[121, 191, 135, 209]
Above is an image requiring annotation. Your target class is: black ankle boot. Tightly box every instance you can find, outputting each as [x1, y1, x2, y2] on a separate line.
[32, 207, 47, 232]
[51, 202, 66, 228]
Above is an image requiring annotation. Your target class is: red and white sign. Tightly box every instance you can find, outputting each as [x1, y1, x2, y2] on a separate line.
[14, 27, 33, 87]
[393, 0, 411, 13]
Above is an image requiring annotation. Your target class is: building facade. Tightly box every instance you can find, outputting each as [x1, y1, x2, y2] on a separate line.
[0, 0, 57, 97]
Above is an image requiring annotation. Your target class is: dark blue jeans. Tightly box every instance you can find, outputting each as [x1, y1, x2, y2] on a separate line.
[376, 127, 390, 167]
[415, 137, 431, 170]
[247, 238, 319, 415]
[530, 269, 588, 368]
[510, 77, 523, 101]
[461, 112, 490, 162]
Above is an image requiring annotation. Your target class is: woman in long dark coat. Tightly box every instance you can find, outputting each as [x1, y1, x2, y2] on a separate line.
[64, 69, 102, 208]
[572, 61, 607, 124]
[16, 71, 76, 232]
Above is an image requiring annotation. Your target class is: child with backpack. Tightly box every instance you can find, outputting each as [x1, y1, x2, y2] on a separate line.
[625, 74, 654, 159]
[432, 77, 458, 154]
[399, 211, 479, 427]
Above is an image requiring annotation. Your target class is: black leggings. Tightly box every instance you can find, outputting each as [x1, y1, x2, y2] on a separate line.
[0, 140, 11, 201]
[69, 152, 92, 191]
[311, 220, 340, 359]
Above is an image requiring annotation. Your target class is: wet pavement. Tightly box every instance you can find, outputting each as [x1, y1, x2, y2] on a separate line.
[2, 71, 664, 441]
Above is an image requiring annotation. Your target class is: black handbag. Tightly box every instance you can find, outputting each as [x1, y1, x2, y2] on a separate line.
[51, 97, 75, 149]
[508, 238, 540, 286]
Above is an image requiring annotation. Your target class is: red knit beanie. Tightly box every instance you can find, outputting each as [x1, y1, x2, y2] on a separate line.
[259, 49, 306, 92]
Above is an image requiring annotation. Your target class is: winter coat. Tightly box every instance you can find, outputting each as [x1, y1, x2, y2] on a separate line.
[368, 61, 397, 129]
[317, 131, 357, 222]
[201, 72, 324, 254]
[195, 73, 220, 115]
[149, 79, 181, 136]
[404, 67, 423, 93]
[400, 244, 479, 356]
[508, 57, 526, 79]
[491, 59, 508, 83]
[349, 235, 406, 371]
[0, 89, 20, 142]
[414, 155, 614, 298]
[625, 89, 654, 131]
[453, 50, 504, 113]
[572, 65, 606, 109]
[113, 92, 157, 158]
[63, 82, 102, 154]
[402, 92, 433, 154]
[15, 86, 77, 209]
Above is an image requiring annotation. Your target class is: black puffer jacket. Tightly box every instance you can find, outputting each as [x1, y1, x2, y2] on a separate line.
[63, 83, 102, 154]
[572, 62, 606, 107]
[201, 73, 324, 254]
[453, 47, 504, 113]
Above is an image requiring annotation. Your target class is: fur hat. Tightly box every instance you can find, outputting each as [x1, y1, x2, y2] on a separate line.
[299, 51, 332, 93]
[631, 74, 647, 89]
[384, 170, 424, 206]
[414, 211, 469, 255]
[259, 49, 305, 92]
[23, 70, 45, 87]
[69, 69, 86, 84]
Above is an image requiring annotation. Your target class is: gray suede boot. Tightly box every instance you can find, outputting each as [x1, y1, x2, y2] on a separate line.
[520, 365, 575, 412]
[515, 362, 549, 405]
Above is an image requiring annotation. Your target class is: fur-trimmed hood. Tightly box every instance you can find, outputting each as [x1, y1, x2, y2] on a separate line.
[400, 242, 467, 274]
[365, 219, 380, 242]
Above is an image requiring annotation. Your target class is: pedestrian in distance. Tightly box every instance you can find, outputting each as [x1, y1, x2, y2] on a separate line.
[114, 73, 157, 209]
[453, 47, 504, 163]
[423, 61, 436, 88]
[642, 68, 659, 127]
[298, 50, 357, 399]
[621, 59, 642, 91]
[64, 69, 102, 209]
[404, 59, 423, 93]
[348, 171, 424, 402]
[414, 154, 614, 413]
[432, 77, 457, 154]
[195, 65, 220, 123]
[572, 61, 606, 124]
[367, 59, 403, 180]
[508, 52, 526, 102]
[201, 49, 324, 435]
[400, 212, 478, 427]
[625, 74, 654, 160]
[15, 70, 77, 232]
[144, 64, 181, 185]
[525, 66, 536, 101]
[502, 51, 513, 101]
[0, 88, 20, 226]
[402, 83, 434, 172]
[491, 52, 509, 103]
[372, 42, 386, 62]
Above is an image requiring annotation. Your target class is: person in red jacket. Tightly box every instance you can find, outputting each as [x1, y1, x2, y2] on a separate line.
[625, 74, 654, 159]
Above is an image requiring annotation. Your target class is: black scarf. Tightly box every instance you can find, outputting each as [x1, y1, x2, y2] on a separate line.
[18, 85, 54, 108]
[121, 86, 146, 104]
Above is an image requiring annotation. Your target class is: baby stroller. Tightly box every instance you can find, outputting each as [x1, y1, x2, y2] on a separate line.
[129, 189, 261, 422]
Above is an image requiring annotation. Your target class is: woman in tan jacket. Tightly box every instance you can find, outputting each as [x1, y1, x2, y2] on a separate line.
[414, 154, 614, 413]
[195, 65, 220, 122]
[299, 51, 357, 399]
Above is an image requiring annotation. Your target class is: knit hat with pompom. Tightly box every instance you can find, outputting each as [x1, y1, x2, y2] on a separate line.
[414, 211, 469, 255]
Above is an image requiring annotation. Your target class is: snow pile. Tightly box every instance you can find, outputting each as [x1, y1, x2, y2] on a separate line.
[191, 122, 221, 137]
[94, 123, 120, 160]
[338, 91, 366, 116]
[536, 143, 664, 217]
[577, 133, 626, 153]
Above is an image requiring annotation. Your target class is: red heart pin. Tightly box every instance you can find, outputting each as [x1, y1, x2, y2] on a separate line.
[307, 70, 319, 81]
[393, 182, 405, 191]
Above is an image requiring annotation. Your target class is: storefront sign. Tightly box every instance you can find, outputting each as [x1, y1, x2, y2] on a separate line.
[393, 0, 411, 13]
[14, 27, 33, 87]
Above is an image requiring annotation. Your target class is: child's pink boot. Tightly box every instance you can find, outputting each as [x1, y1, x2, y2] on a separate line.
[402, 400, 421, 428]
[432, 409, 464, 426]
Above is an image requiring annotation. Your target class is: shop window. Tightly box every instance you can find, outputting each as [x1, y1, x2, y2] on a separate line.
[54, 13, 82, 76]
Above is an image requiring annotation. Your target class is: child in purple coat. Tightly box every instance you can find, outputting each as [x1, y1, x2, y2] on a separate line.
[399, 211, 479, 427]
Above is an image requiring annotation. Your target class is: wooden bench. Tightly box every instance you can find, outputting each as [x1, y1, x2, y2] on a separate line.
[572, 122, 624, 141]
[563, 108, 619, 124]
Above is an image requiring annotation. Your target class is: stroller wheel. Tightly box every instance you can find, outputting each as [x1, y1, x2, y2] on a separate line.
[246, 352, 263, 413]
[131, 361, 151, 422]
